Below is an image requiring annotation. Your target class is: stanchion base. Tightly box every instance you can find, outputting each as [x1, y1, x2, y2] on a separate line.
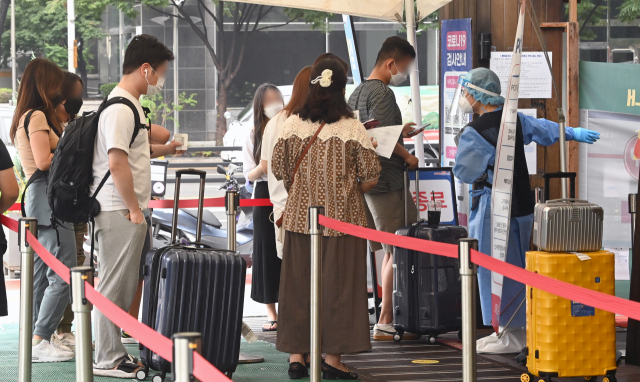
[238, 353, 265, 364]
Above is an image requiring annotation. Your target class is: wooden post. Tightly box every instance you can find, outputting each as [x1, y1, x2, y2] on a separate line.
[569, 0, 578, 23]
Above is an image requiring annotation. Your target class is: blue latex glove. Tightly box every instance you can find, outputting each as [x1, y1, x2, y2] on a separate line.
[572, 127, 600, 144]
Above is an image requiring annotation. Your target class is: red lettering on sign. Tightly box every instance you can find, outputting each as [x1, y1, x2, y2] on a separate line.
[412, 191, 448, 212]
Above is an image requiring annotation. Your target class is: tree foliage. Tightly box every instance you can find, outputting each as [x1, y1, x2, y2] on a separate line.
[571, 0, 640, 41]
[140, 91, 198, 128]
[619, 0, 640, 22]
[134, 0, 330, 143]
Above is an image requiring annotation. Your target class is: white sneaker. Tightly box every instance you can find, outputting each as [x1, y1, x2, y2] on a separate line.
[51, 333, 74, 353]
[54, 332, 76, 350]
[32, 340, 74, 363]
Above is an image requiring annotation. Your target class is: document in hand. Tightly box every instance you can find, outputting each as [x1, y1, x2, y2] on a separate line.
[366, 125, 404, 159]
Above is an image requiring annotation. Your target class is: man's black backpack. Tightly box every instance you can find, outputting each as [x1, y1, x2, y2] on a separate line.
[45, 96, 146, 226]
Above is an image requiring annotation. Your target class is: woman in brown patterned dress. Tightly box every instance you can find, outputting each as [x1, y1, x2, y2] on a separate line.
[272, 59, 381, 380]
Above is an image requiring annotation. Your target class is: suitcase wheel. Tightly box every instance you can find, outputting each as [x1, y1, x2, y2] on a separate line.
[603, 376, 617, 382]
[520, 373, 532, 382]
[426, 335, 437, 344]
[584, 377, 597, 381]
[393, 333, 402, 342]
[152, 372, 166, 382]
[135, 367, 147, 381]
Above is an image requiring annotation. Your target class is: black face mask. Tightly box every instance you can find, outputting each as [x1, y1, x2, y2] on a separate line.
[64, 97, 83, 116]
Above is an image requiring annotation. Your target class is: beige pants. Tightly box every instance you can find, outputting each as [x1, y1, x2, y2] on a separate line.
[364, 189, 418, 253]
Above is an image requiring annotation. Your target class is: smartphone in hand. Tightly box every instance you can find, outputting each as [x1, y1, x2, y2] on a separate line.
[410, 123, 431, 135]
[363, 119, 381, 129]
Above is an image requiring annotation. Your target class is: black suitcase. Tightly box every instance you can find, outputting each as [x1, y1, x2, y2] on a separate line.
[140, 169, 246, 381]
[392, 169, 467, 343]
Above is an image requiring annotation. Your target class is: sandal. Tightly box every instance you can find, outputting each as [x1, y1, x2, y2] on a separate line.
[288, 361, 309, 379]
[93, 354, 142, 379]
[262, 321, 277, 332]
[321, 361, 358, 380]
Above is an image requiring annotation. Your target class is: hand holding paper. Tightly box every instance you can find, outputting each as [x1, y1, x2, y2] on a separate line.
[366, 125, 404, 159]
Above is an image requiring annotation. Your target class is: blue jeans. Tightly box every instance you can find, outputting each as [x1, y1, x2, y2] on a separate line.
[26, 177, 77, 339]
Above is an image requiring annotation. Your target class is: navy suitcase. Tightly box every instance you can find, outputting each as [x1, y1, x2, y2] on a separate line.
[140, 169, 246, 380]
[392, 170, 467, 343]
[393, 224, 467, 343]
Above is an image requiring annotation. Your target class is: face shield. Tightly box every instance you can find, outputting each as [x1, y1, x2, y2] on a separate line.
[448, 76, 502, 117]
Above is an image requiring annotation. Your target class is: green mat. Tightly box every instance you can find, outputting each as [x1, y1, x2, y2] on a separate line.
[0, 323, 295, 381]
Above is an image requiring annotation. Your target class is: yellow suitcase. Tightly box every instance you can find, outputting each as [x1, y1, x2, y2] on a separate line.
[523, 250, 617, 382]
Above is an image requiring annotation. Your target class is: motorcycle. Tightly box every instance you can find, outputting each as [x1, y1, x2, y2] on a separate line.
[150, 163, 254, 255]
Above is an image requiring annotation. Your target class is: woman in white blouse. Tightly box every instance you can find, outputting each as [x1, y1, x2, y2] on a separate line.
[242, 83, 284, 332]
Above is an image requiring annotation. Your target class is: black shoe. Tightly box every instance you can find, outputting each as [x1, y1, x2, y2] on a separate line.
[288, 362, 309, 379]
[321, 361, 358, 380]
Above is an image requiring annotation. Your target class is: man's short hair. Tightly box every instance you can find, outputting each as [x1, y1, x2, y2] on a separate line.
[375, 36, 416, 65]
[123, 34, 174, 75]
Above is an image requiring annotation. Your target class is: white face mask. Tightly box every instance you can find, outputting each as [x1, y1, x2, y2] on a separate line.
[264, 102, 284, 119]
[389, 61, 408, 87]
[145, 68, 165, 96]
[458, 94, 476, 114]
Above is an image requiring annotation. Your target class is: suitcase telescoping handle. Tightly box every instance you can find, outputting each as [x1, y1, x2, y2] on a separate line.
[543, 172, 576, 202]
[171, 169, 207, 244]
[404, 170, 422, 226]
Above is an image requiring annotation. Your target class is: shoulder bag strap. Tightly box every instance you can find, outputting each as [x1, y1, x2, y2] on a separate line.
[23, 110, 37, 140]
[291, 121, 326, 180]
[276, 121, 326, 227]
[20, 170, 46, 218]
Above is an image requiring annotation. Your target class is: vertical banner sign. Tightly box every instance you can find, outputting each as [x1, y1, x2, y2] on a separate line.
[343, 15, 363, 86]
[440, 18, 472, 228]
[490, 0, 526, 333]
[440, 18, 472, 166]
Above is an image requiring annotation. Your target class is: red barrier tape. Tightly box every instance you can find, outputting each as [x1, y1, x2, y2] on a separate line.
[318, 214, 640, 322]
[0, 215, 228, 382]
[8, 198, 273, 211]
[317, 215, 457, 259]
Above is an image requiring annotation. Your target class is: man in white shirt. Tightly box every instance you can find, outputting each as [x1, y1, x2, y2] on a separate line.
[91, 34, 183, 379]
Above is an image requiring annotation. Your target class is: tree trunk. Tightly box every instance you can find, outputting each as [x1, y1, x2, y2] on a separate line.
[216, 84, 228, 145]
[76, 35, 89, 97]
[0, 0, 11, 58]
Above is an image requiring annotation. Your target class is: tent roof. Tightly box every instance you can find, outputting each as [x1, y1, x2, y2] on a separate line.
[231, 0, 451, 22]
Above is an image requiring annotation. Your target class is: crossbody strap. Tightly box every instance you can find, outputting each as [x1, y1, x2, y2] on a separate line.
[291, 122, 326, 183]
[275, 122, 326, 228]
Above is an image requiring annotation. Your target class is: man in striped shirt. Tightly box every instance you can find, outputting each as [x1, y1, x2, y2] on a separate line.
[348, 36, 424, 341]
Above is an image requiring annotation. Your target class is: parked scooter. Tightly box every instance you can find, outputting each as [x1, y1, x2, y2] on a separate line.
[150, 163, 253, 255]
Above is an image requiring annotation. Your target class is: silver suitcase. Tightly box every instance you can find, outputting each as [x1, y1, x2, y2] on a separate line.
[533, 198, 604, 252]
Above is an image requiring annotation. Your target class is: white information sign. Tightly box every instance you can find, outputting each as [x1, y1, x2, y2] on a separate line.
[490, 1, 527, 333]
[490, 52, 552, 99]
[606, 248, 631, 281]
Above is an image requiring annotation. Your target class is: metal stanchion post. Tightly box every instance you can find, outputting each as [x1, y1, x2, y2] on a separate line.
[226, 190, 264, 364]
[308, 206, 324, 382]
[630, 194, 637, 251]
[18, 217, 37, 382]
[172, 332, 201, 382]
[459, 238, 478, 382]
[70, 266, 94, 382]
[225, 190, 238, 252]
